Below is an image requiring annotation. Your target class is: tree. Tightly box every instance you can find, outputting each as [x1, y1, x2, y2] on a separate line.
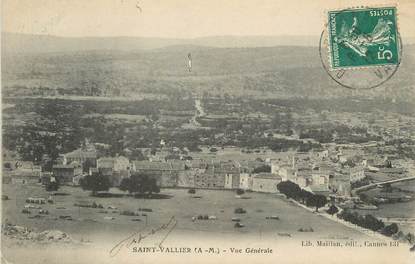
[405, 232, 415, 244]
[119, 173, 160, 197]
[119, 177, 131, 193]
[299, 189, 313, 204]
[381, 223, 399, 237]
[150, 113, 160, 122]
[130, 149, 146, 161]
[252, 165, 271, 173]
[209, 147, 218, 153]
[82, 159, 96, 173]
[4, 162, 12, 170]
[326, 205, 339, 215]
[80, 172, 111, 196]
[140, 175, 160, 196]
[362, 214, 385, 231]
[277, 181, 302, 199]
[306, 194, 327, 212]
[45, 177, 60, 192]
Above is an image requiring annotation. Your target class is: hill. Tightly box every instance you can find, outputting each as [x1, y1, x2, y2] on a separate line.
[1, 32, 320, 54]
[2, 41, 414, 100]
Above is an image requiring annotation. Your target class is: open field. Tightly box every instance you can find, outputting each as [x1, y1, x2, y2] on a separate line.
[2, 183, 372, 244]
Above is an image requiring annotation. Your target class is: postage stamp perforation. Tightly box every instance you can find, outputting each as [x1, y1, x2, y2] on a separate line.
[324, 4, 401, 71]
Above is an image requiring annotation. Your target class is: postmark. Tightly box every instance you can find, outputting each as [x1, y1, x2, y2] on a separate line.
[320, 6, 402, 90]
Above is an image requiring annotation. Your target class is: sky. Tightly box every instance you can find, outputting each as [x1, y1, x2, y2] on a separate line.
[2, 0, 415, 38]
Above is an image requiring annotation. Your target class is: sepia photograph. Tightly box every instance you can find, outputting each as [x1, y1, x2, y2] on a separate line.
[1, 1, 415, 263]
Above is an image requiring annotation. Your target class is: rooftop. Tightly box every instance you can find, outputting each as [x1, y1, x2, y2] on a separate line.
[253, 173, 281, 180]
[53, 164, 79, 169]
[64, 148, 97, 159]
[133, 161, 185, 171]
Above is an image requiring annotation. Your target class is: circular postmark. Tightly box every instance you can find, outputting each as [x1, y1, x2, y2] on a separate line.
[319, 7, 402, 90]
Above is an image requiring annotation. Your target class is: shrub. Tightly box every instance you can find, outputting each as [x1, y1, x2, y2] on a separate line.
[277, 181, 302, 199]
[21, 209, 31, 214]
[338, 210, 385, 232]
[80, 172, 111, 196]
[381, 223, 399, 237]
[120, 210, 139, 216]
[326, 205, 339, 215]
[363, 214, 385, 231]
[252, 165, 271, 173]
[45, 179, 60, 192]
[209, 147, 218, 153]
[406, 232, 415, 244]
[138, 208, 153, 212]
[306, 194, 327, 212]
[234, 208, 247, 214]
[119, 173, 160, 197]
[234, 222, 244, 228]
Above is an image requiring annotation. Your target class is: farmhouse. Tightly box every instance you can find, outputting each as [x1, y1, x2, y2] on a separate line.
[132, 160, 185, 187]
[177, 170, 195, 188]
[311, 171, 330, 186]
[294, 169, 312, 188]
[239, 173, 253, 190]
[329, 176, 351, 197]
[10, 172, 41, 184]
[8, 162, 42, 184]
[52, 164, 83, 184]
[97, 156, 130, 186]
[62, 145, 97, 172]
[278, 165, 296, 181]
[251, 173, 282, 193]
[349, 166, 365, 183]
[224, 163, 241, 189]
[194, 161, 240, 189]
[40, 172, 53, 185]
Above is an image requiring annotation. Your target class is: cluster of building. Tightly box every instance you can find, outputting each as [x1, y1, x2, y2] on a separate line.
[2, 160, 42, 184]
[3, 140, 407, 200]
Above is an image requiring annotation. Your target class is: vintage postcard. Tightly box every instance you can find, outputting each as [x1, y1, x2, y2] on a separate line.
[1, 1, 415, 263]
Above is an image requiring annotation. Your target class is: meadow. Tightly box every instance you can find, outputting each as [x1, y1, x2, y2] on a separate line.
[2, 183, 370, 244]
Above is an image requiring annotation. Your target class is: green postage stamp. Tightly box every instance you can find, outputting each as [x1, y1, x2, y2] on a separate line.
[327, 6, 399, 69]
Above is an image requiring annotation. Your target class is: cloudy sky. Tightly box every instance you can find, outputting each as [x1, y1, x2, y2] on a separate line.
[2, 0, 415, 38]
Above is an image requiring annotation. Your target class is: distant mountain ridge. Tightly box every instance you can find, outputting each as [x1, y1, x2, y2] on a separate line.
[2, 32, 320, 54]
[2, 32, 414, 101]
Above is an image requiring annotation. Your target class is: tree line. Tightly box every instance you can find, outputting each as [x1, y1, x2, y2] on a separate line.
[337, 210, 403, 237]
[276, 181, 327, 212]
[79, 171, 160, 197]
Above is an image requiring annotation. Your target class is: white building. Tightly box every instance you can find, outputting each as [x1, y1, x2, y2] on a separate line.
[278, 165, 296, 181]
[224, 173, 233, 189]
[239, 173, 252, 190]
[97, 156, 131, 186]
[311, 172, 329, 186]
[252, 173, 282, 193]
[97, 156, 130, 172]
[271, 161, 280, 174]
[349, 167, 365, 183]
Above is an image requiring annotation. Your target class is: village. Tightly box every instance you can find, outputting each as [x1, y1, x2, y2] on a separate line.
[2, 96, 415, 247]
[3, 132, 415, 253]
[3, 137, 412, 208]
